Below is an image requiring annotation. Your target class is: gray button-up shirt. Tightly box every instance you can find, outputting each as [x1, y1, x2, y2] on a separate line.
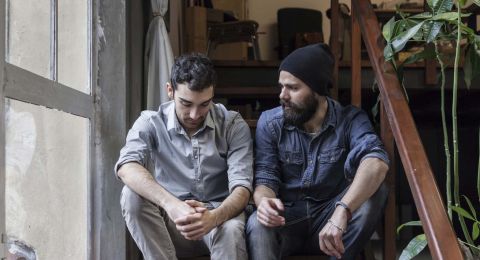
[115, 101, 253, 207]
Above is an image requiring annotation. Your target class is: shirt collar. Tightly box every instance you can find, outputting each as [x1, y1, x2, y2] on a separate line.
[166, 101, 215, 135]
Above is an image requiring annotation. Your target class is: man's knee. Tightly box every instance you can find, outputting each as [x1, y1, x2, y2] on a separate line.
[120, 186, 150, 218]
[214, 214, 246, 242]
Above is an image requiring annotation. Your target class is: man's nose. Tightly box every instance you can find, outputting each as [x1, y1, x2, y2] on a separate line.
[279, 87, 289, 101]
[190, 107, 201, 120]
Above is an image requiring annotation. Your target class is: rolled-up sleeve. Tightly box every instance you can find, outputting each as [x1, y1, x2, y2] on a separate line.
[254, 112, 282, 195]
[114, 112, 155, 178]
[226, 114, 254, 193]
[344, 109, 389, 180]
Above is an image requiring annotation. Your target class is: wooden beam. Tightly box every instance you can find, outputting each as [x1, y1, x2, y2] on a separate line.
[351, 2, 362, 107]
[330, 0, 340, 100]
[352, 0, 463, 259]
[381, 104, 396, 260]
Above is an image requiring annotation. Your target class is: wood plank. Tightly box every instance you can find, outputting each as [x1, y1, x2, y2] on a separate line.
[215, 86, 280, 97]
[351, 4, 362, 108]
[4, 64, 94, 119]
[352, 0, 463, 259]
[381, 104, 396, 260]
[330, 0, 340, 100]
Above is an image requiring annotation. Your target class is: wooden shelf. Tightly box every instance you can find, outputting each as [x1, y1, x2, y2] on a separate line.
[213, 60, 280, 67]
[215, 86, 279, 97]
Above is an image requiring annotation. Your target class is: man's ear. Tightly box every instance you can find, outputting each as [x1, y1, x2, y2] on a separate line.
[166, 83, 173, 100]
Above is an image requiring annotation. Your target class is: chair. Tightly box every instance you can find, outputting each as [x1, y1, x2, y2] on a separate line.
[277, 8, 324, 59]
[206, 20, 261, 60]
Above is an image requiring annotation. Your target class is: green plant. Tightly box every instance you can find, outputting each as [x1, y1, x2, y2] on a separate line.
[382, 0, 480, 258]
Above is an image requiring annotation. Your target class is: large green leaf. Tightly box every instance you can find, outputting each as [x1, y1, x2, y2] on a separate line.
[409, 12, 433, 20]
[464, 44, 480, 88]
[431, 0, 454, 14]
[397, 220, 422, 235]
[384, 43, 395, 61]
[423, 21, 443, 43]
[462, 195, 477, 219]
[431, 12, 470, 21]
[451, 205, 476, 221]
[399, 234, 428, 260]
[391, 21, 425, 52]
[383, 17, 396, 42]
[473, 222, 479, 240]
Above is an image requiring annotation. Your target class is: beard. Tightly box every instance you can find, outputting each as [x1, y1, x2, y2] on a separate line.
[281, 94, 318, 127]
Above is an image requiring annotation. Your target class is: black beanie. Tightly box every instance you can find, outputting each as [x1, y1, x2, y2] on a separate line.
[279, 43, 334, 96]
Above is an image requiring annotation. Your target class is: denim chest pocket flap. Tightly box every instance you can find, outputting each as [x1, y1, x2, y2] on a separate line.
[318, 147, 345, 163]
[279, 150, 304, 165]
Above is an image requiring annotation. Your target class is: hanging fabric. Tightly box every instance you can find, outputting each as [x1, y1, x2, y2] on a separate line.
[144, 0, 174, 110]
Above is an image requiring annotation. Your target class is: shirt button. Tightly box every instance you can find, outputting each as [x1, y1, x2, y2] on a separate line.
[194, 155, 198, 159]
[309, 160, 313, 164]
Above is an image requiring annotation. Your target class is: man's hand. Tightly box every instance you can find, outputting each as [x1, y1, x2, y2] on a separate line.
[174, 200, 217, 240]
[256, 197, 285, 227]
[319, 208, 348, 259]
[164, 200, 198, 223]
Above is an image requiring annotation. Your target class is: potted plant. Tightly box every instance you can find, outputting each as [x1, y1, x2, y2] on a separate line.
[382, 0, 480, 258]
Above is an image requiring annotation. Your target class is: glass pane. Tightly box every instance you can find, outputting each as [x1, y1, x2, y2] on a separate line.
[6, 0, 51, 79]
[58, 0, 89, 94]
[5, 99, 88, 259]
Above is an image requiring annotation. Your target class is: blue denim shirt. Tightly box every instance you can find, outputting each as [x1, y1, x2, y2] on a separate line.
[254, 97, 389, 202]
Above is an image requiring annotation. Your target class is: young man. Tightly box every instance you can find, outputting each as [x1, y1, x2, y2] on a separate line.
[246, 43, 389, 260]
[115, 53, 252, 260]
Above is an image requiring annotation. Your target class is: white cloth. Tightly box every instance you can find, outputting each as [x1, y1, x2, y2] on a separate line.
[144, 0, 174, 110]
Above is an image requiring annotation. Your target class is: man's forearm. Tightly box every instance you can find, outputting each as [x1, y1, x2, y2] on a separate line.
[211, 186, 250, 225]
[118, 162, 180, 209]
[253, 185, 276, 206]
[340, 157, 388, 212]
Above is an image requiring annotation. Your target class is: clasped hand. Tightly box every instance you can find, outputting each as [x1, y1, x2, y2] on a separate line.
[256, 197, 285, 227]
[167, 200, 217, 240]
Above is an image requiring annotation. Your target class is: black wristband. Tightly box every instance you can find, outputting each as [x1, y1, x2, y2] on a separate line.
[335, 201, 352, 220]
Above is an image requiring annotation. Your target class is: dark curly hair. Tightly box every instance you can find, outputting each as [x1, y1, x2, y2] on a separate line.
[170, 53, 217, 91]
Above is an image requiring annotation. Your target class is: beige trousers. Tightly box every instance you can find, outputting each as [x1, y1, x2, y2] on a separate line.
[120, 186, 248, 260]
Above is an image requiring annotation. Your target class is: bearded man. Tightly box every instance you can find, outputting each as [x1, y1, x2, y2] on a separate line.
[246, 43, 389, 260]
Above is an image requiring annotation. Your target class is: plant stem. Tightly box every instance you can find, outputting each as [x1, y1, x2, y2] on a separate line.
[435, 41, 452, 220]
[453, 1, 474, 246]
[477, 127, 479, 202]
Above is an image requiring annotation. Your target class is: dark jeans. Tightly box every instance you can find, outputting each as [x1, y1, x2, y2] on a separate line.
[246, 183, 388, 260]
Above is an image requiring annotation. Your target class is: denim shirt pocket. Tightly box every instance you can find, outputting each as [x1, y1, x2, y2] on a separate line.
[316, 147, 347, 198]
[279, 150, 304, 181]
[318, 147, 345, 164]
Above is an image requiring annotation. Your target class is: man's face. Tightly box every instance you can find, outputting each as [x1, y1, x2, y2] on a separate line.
[167, 83, 214, 135]
[278, 71, 318, 127]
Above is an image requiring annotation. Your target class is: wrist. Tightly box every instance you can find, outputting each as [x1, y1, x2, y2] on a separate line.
[335, 201, 352, 221]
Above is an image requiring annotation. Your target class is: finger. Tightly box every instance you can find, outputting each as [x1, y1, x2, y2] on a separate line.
[333, 233, 345, 254]
[323, 236, 341, 258]
[174, 212, 202, 225]
[319, 236, 328, 256]
[194, 207, 207, 213]
[257, 213, 283, 227]
[257, 205, 285, 223]
[185, 200, 204, 208]
[181, 228, 205, 240]
[177, 222, 202, 233]
[270, 199, 284, 212]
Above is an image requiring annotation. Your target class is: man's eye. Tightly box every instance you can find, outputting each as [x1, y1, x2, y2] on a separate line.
[181, 102, 191, 107]
[201, 102, 210, 107]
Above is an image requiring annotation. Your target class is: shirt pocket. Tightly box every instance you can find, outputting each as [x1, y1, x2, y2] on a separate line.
[318, 147, 345, 164]
[279, 150, 304, 180]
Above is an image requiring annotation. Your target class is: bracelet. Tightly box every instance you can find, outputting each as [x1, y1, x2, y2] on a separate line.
[335, 201, 352, 220]
[327, 219, 346, 233]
